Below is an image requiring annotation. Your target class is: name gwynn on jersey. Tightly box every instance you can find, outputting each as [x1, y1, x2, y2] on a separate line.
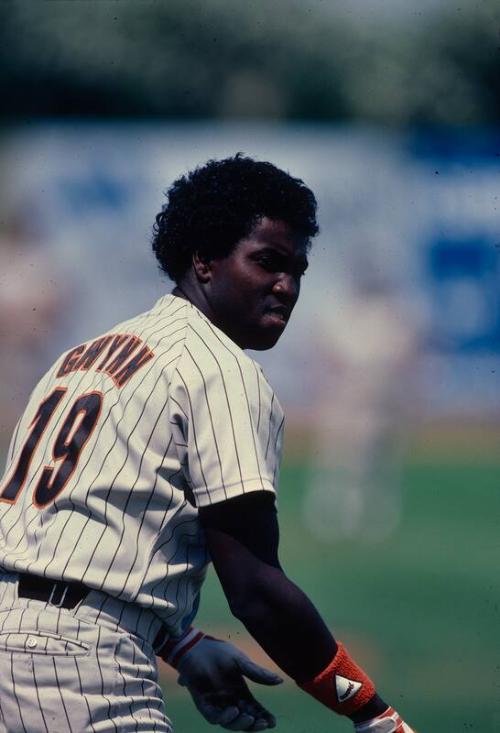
[57, 333, 155, 388]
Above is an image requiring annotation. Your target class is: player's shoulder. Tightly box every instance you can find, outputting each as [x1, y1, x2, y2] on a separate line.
[171, 308, 279, 417]
[45, 294, 190, 385]
[110, 293, 191, 345]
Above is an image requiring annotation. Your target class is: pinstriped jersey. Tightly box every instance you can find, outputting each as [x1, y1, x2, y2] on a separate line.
[0, 294, 284, 634]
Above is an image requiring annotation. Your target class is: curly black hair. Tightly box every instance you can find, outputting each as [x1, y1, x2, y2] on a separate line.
[152, 154, 319, 282]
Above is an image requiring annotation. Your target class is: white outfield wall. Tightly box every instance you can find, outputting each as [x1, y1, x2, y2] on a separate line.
[2, 122, 499, 421]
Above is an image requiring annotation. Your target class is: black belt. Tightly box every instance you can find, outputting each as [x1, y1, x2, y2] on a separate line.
[17, 573, 170, 652]
[18, 573, 89, 609]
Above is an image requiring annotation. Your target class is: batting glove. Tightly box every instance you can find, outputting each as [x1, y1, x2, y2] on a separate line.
[354, 706, 418, 733]
[161, 627, 283, 731]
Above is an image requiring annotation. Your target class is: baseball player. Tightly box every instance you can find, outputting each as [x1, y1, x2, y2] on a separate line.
[0, 155, 417, 732]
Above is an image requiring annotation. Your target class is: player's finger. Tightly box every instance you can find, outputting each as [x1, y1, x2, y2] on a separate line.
[237, 693, 275, 725]
[247, 708, 276, 731]
[201, 701, 274, 731]
[217, 706, 243, 726]
[221, 711, 256, 731]
[236, 656, 283, 685]
[197, 687, 276, 729]
[195, 700, 240, 725]
[223, 696, 277, 731]
[249, 718, 276, 732]
[211, 711, 270, 732]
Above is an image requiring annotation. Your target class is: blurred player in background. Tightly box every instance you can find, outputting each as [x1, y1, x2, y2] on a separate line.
[0, 155, 416, 732]
[304, 263, 421, 543]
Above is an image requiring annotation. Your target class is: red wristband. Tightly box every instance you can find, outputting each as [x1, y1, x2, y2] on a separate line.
[298, 642, 376, 716]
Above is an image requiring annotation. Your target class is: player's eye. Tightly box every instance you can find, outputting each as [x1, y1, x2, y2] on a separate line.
[256, 254, 282, 272]
[254, 251, 308, 279]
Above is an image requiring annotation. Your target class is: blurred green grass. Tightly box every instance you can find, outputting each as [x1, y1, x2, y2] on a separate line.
[162, 448, 500, 732]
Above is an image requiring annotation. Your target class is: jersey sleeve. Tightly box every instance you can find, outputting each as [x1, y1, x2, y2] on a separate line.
[168, 325, 284, 508]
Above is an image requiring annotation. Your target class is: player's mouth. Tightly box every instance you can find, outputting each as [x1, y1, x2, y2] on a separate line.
[264, 306, 291, 327]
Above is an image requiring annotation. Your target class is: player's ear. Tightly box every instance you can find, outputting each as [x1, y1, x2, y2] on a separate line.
[192, 251, 212, 283]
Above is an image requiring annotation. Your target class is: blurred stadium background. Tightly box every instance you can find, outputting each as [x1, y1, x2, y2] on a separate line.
[0, 2, 499, 731]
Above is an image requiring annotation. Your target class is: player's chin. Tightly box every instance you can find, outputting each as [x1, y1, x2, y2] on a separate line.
[248, 321, 288, 350]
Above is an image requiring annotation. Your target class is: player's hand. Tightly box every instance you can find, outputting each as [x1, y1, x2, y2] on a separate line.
[176, 636, 283, 731]
[354, 706, 418, 733]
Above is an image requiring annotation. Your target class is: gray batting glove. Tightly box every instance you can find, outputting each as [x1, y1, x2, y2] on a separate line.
[175, 635, 283, 731]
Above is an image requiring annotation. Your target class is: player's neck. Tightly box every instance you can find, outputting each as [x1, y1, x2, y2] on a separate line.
[171, 283, 216, 324]
[172, 285, 191, 302]
[171, 283, 247, 349]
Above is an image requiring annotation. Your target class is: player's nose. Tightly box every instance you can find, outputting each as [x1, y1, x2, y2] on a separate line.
[272, 273, 300, 304]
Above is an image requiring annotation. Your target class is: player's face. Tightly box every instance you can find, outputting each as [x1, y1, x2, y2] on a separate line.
[206, 217, 309, 350]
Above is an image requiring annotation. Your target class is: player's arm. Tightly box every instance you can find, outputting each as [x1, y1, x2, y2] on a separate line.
[198, 491, 416, 733]
[199, 492, 337, 681]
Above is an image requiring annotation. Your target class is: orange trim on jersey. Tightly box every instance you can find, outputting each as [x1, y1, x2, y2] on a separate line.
[103, 336, 142, 386]
[57, 346, 86, 378]
[55, 333, 155, 388]
[113, 345, 155, 387]
[32, 390, 104, 509]
[76, 336, 113, 372]
[96, 334, 131, 371]
[0, 388, 67, 505]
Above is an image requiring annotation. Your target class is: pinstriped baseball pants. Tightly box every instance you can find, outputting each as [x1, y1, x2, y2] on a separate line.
[0, 572, 173, 732]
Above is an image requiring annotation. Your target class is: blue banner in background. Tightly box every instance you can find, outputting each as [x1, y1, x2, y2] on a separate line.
[4, 123, 499, 417]
[426, 235, 499, 352]
[408, 130, 500, 355]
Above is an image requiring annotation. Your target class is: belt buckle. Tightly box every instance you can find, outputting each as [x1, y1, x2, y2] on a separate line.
[48, 583, 69, 608]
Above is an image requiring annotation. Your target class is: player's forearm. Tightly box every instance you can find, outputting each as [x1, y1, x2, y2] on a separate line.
[230, 570, 389, 724]
[203, 502, 394, 726]
[228, 564, 337, 682]
[205, 513, 338, 681]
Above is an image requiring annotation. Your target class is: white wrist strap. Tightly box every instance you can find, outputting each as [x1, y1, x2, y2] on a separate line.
[162, 626, 206, 668]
